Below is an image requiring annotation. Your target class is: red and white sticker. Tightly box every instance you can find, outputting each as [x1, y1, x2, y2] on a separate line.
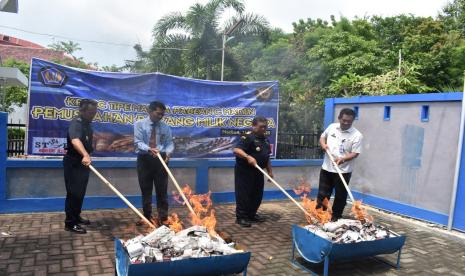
[32, 137, 67, 154]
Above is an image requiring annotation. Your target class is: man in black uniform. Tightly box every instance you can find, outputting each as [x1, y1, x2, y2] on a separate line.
[63, 99, 98, 234]
[233, 116, 273, 227]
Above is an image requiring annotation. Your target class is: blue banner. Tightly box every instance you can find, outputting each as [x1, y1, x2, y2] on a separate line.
[27, 58, 279, 158]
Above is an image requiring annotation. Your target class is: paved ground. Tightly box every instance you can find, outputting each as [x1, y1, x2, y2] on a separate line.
[1, 201, 465, 275]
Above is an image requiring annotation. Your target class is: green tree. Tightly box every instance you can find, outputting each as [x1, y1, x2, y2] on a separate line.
[1, 59, 30, 112]
[329, 63, 432, 96]
[307, 21, 385, 83]
[224, 28, 285, 80]
[130, 0, 269, 80]
[247, 35, 323, 131]
[248, 38, 303, 80]
[50, 58, 90, 69]
[48, 40, 100, 70]
[48, 40, 82, 59]
[101, 65, 123, 72]
[125, 9, 465, 131]
[440, 0, 465, 33]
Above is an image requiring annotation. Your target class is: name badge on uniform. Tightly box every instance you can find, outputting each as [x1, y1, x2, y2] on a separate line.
[256, 146, 261, 152]
[86, 135, 89, 141]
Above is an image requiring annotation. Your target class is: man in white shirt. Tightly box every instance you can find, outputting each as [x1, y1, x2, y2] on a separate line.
[317, 108, 363, 221]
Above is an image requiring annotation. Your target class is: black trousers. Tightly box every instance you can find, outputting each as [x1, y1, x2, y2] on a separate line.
[234, 165, 264, 220]
[137, 154, 168, 221]
[316, 169, 352, 219]
[64, 155, 90, 226]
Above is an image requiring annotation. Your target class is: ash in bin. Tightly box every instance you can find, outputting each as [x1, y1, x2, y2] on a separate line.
[123, 225, 243, 264]
[304, 219, 394, 244]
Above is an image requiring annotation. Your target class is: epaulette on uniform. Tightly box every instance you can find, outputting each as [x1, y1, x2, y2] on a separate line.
[240, 131, 252, 140]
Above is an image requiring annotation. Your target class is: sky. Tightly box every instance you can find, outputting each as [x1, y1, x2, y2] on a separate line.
[0, 0, 452, 67]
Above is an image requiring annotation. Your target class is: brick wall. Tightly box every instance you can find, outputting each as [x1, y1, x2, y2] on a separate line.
[0, 44, 67, 63]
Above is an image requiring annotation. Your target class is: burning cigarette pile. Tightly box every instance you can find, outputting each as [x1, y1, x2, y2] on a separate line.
[293, 182, 393, 244]
[123, 225, 242, 264]
[123, 185, 244, 264]
[304, 219, 393, 244]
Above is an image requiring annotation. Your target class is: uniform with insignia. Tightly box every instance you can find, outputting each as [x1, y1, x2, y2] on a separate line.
[63, 116, 93, 230]
[234, 131, 271, 223]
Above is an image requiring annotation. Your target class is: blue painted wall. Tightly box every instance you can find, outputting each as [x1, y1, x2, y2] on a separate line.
[0, 112, 7, 201]
[0, 157, 323, 213]
[453, 122, 465, 230]
[326, 93, 465, 231]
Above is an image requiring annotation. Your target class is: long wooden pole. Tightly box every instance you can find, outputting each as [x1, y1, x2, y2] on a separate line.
[254, 164, 311, 217]
[88, 165, 155, 228]
[156, 153, 197, 217]
[324, 150, 355, 202]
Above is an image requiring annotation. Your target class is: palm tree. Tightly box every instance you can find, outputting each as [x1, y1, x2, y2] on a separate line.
[130, 0, 269, 80]
[48, 40, 82, 60]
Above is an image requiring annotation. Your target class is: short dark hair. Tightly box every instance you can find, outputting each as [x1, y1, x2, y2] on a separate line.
[149, 101, 166, 112]
[252, 116, 268, 126]
[338, 108, 356, 119]
[79, 98, 98, 111]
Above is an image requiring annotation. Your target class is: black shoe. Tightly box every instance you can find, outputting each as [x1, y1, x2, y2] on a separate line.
[248, 214, 266, 223]
[77, 216, 90, 225]
[331, 216, 341, 222]
[236, 218, 251, 228]
[65, 224, 87, 234]
[160, 218, 169, 227]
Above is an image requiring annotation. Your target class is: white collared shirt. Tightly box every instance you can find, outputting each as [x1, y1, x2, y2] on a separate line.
[321, 123, 363, 173]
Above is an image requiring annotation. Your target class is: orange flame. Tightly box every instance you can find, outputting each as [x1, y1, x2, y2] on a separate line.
[172, 185, 193, 205]
[301, 195, 333, 225]
[189, 192, 213, 215]
[189, 190, 217, 237]
[192, 209, 217, 237]
[291, 180, 332, 225]
[173, 185, 218, 237]
[165, 213, 183, 233]
[351, 200, 373, 223]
